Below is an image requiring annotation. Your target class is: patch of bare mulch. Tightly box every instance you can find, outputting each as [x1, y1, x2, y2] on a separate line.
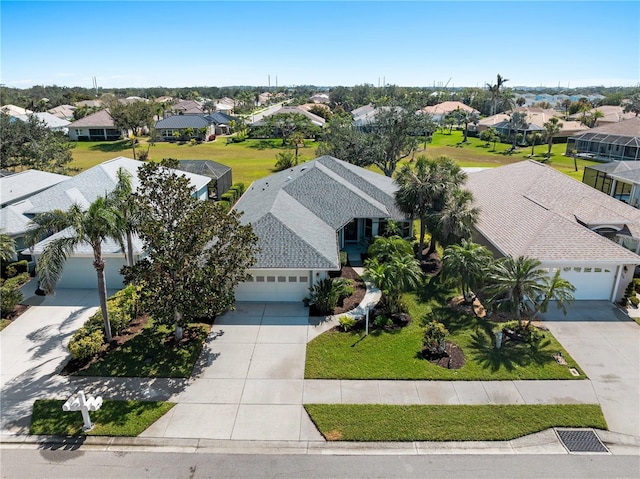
[60, 314, 151, 375]
[419, 250, 442, 276]
[422, 341, 466, 369]
[449, 295, 486, 318]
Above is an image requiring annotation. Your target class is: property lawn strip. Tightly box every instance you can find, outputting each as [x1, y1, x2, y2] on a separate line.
[30, 399, 175, 437]
[305, 293, 585, 380]
[71, 318, 210, 378]
[304, 404, 607, 442]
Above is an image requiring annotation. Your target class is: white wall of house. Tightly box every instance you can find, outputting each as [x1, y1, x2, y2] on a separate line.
[33, 255, 127, 290]
[543, 262, 632, 301]
[235, 269, 328, 302]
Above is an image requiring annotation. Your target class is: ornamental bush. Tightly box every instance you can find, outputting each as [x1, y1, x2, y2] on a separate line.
[422, 321, 449, 355]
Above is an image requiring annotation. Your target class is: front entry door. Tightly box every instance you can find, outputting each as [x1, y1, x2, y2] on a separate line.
[344, 219, 358, 242]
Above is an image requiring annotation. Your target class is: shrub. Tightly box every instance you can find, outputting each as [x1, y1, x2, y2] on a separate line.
[633, 278, 640, 294]
[274, 150, 297, 171]
[1, 286, 23, 317]
[625, 281, 635, 298]
[309, 278, 340, 315]
[216, 200, 230, 213]
[220, 192, 235, 205]
[422, 321, 449, 355]
[339, 250, 348, 266]
[233, 183, 245, 196]
[630, 296, 640, 307]
[501, 320, 542, 345]
[5, 260, 27, 278]
[373, 315, 393, 329]
[68, 329, 104, 360]
[338, 315, 357, 332]
[3, 272, 30, 290]
[332, 278, 354, 302]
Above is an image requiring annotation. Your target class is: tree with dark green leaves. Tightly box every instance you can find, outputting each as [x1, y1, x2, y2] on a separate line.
[105, 99, 155, 137]
[506, 111, 529, 150]
[543, 117, 563, 158]
[122, 160, 258, 341]
[442, 240, 493, 304]
[0, 232, 16, 262]
[107, 168, 139, 268]
[623, 92, 640, 116]
[261, 113, 317, 146]
[0, 112, 74, 173]
[27, 197, 125, 342]
[427, 188, 479, 250]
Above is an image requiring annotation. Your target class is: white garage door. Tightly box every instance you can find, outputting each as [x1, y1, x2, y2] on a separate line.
[48, 257, 126, 290]
[235, 270, 311, 302]
[557, 266, 616, 300]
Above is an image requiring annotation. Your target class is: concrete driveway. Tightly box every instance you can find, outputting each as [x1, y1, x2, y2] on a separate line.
[539, 301, 640, 437]
[140, 302, 324, 441]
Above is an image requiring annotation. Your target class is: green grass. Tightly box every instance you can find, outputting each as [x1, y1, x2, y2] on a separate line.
[30, 399, 175, 436]
[67, 131, 600, 185]
[305, 280, 585, 380]
[304, 404, 607, 441]
[74, 319, 209, 378]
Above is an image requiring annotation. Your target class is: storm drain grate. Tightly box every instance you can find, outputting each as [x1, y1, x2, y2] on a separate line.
[556, 429, 609, 453]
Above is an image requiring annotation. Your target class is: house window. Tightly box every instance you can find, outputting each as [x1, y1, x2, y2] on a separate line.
[594, 268, 602, 273]
[256, 276, 265, 282]
[277, 276, 286, 282]
[267, 276, 275, 282]
[584, 267, 592, 273]
[563, 267, 571, 272]
[573, 267, 581, 272]
[246, 276, 254, 282]
[288, 276, 297, 282]
[299, 276, 308, 283]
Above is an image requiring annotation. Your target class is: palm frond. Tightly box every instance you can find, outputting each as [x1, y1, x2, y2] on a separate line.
[37, 236, 80, 294]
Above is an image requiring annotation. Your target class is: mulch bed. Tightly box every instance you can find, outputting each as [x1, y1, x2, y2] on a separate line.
[4, 304, 30, 321]
[422, 341, 466, 369]
[419, 250, 442, 276]
[310, 266, 366, 316]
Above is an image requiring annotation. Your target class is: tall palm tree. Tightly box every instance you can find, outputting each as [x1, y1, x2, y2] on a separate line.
[531, 269, 576, 327]
[543, 117, 563, 158]
[108, 167, 138, 268]
[485, 256, 548, 322]
[428, 188, 479, 250]
[27, 197, 124, 342]
[0, 232, 16, 262]
[394, 156, 466, 259]
[486, 74, 509, 116]
[442, 240, 493, 303]
[506, 111, 529, 150]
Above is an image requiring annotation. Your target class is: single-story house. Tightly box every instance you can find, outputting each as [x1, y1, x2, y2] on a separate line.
[232, 155, 411, 302]
[351, 104, 376, 127]
[11, 112, 71, 133]
[171, 99, 204, 115]
[582, 161, 640, 207]
[310, 93, 330, 104]
[251, 106, 326, 128]
[475, 108, 588, 139]
[26, 157, 211, 289]
[465, 160, 640, 302]
[1, 170, 69, 207]
[67, 109, 125, 141]
[565, 117, 640, 162]
[0, 200, 36, 262]
[175, 160, 232, 200]
[47, 104, 77, 120]
[0, 104, 32, 116]
[568, 105, 636, 126]
[155, 115, 214, 141]
[418, 101, 479, 122]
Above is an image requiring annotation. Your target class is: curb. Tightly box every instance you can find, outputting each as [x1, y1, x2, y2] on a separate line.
[2, 429, 639, 456]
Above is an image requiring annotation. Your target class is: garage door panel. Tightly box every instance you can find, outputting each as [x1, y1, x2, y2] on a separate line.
[235, 270, 311, 302]
[54, 257, 126, 290]
[558, 267, 616, 301]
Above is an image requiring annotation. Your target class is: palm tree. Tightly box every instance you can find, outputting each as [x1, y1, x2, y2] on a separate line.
[428, 188, 479, 249]
[587, 109, 604, 128]
[485, 256, 548, 322]
[506, 111, 529, 150]
[543, 117, 563, 158]
[0, 232, 16, 262]
[442, 240, 493, 303]
[394, 156, 467, 260]
[486, 74, 509, 116]
[530, 269, 576, 327]
[363, 253, 422, 314]
[108, 168, 138, 268]
[27, 197, 124, 342]
[367, 235, 413, 263]
[288, 131, 305, 162]
[623, 92, 640, 116]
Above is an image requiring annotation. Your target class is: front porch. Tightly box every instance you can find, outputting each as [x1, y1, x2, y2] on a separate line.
[338, 218, 413, 267]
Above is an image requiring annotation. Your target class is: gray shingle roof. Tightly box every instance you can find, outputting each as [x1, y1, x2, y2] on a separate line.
[176, 160, 231, 179]
[1, 170, 69, 206]
[233, 155, 405, 270]
[466, 160, 640, 264]
[0, 200, 33, 236]
[67, 109, 115, 128]
[24, 157, 211, 215]
[30, 226, 144, 256]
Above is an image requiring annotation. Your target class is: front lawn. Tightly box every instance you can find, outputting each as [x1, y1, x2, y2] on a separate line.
[305, 281, 584, 380]
[72, 319, 209, 378]
[30, 399, 174, 436]
[304, 404, 607, 441]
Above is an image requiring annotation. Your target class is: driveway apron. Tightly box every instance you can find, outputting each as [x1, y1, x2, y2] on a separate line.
[539, 301, 640, 437]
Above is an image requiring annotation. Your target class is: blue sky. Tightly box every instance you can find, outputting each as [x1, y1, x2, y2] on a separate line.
[2, 1, 638, 89]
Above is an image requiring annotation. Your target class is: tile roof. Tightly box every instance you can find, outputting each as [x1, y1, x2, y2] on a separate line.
[465, 160, 640, 264]
[24, 157, 211, 215]
[570, 117, 640, 139]
[233, 156, 406, 270]
[419, 101, 479, 116]
[1, 170, 70, 206]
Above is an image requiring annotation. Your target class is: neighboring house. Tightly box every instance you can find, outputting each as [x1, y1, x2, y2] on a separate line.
[206, 111, 240, 135]
[0, 200, 37, 262]
[172, 99, 205, 115]
[48, 104, 76, 120]
[351, 104, 376, 127]
[251, 106, 326, 128]
[26, 157, 211, 289]
[75, 100, 103, 108]
[0, 104, 32, 116]
[1, 170, 69, 207]
[232, 155, 411, 302]
[309, 93, 330, 104]
[175, 160, 232, 200]
[67, 109, 125, 141]
[12, 112, 71, 133]
[155, 115, 213, 140]
[214, 97, 235, 113]
[476, 108, 588, 138]
[258, 92, 272, 106]
[568, 105, 636, 126]
[582, 161, 640, 207]
[565, 117, 640, 162]
[465, 160, 640, 301]
[418, 101, 479, 122]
